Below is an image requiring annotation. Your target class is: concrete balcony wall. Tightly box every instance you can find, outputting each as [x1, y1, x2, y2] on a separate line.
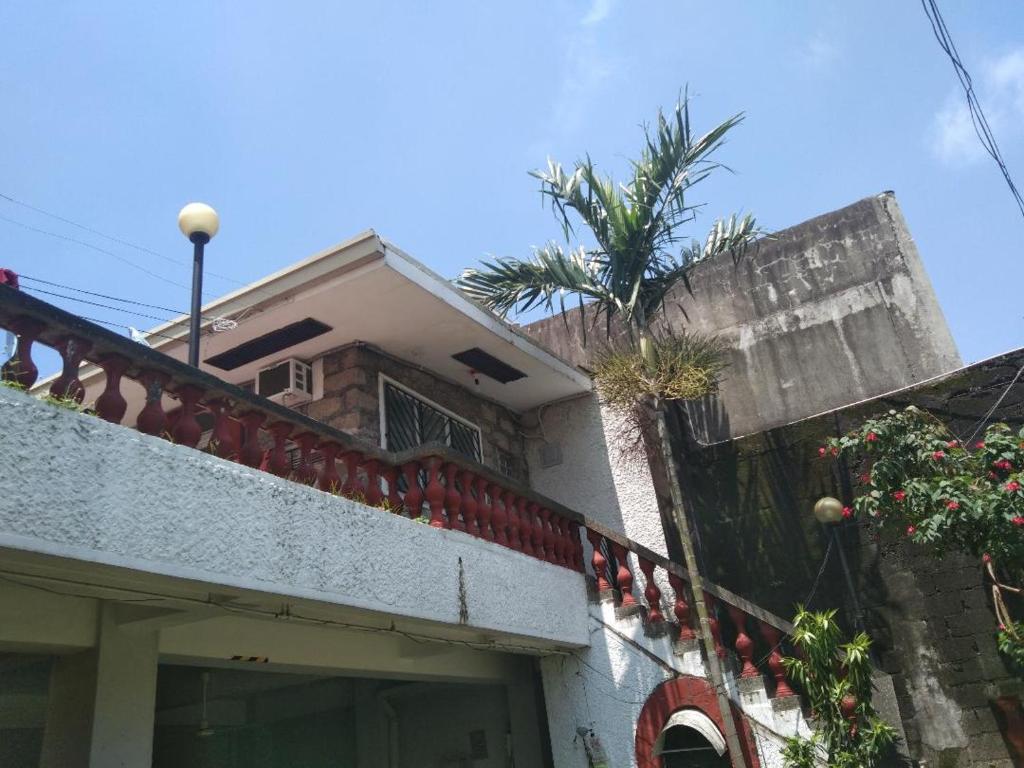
[0, 386, 589, 648]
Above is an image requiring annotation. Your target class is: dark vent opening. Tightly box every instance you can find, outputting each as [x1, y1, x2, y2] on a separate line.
[205, 318, 332, 371]
[451, 347, 526, 384]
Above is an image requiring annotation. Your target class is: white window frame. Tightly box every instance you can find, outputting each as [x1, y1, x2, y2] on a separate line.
[377, 373, 485, 462]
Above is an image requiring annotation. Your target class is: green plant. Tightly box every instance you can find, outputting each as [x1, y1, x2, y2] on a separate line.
[782, 608, 897, 768]
[456, 92, 759, 761]
[823, 406, 1024, 664]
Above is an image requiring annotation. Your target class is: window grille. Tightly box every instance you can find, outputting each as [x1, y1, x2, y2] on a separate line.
[382, 380, 482, 463]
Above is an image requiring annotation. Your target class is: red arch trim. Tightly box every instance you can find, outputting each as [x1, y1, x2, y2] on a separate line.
[635, 675, 761, 768]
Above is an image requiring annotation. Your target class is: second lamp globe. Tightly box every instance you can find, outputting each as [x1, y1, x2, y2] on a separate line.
[178, 202, 220, 242]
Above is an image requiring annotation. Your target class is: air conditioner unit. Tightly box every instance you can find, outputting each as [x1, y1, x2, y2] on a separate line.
[256, 358, 313, 405]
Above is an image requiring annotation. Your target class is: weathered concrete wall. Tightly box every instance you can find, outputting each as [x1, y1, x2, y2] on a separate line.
[0, 386, 587, 647]
[673, 349, 1024, 767]
[523, 393, 665, 553]
[523, 193, 961, 443]
[303, 342, 529, 483]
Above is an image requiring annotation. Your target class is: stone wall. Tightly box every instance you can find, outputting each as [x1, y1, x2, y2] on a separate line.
[673, 350, 1024, 767]
[522, 192, 962, 443]
[302, 342, 528, 483]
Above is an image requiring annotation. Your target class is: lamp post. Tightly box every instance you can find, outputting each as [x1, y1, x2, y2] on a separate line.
[814, 496, 865, 632]
[177, 203, 220, 368]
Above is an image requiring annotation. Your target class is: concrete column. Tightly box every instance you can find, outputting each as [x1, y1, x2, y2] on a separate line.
[39, 602, 159, 768]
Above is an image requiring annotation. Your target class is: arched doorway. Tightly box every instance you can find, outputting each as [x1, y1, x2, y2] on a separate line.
[635, 676, 761, 768]
[654, 709, 730, 767]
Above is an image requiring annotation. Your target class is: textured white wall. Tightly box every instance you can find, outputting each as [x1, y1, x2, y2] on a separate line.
[526, 394, 667, 555]
[540, 600, 809, 768]
[0, 387, 588, 647]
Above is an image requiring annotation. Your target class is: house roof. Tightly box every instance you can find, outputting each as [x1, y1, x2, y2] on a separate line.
[70, 230, 592, 413]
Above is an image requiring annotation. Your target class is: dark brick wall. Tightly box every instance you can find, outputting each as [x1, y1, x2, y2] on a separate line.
[300, 342, 528, 483]
[671, 351, 1024, 767]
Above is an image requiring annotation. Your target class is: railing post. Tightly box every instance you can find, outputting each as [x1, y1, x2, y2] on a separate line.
[503, 490, 521, 551]
[443, 463, 463, 531]
[705, 593, 726, 658]
[135, 370, 170, 437]
[460, 470, 479, 536]
[518, 498, 534, 557]
[727, 605, 759, 678]
[541, 508, 558, 565]
[1, 317, 43, 387]
[570, 521, 584, 572]
[293, 432, 318, 485]
[238, 412, 266, 468]
[362, 458, 384, 506]
[206, 399, 238, 459]
[49, 336, 91, 402]
[760, 622, 796, 698]
[384, 464, 403, 512]
[667, 572, 696, 641]
[638, 559, 666, 630]
[341, 450, 364, 500]
[95, 355, 130, 424]
[489, 483, 508, 547]
[610, 542, 638, 613]
[475, 477, 493, 541]
[401, 460, 423, 518]
[586, 529, 612, 595]
[424, 456, 446, 529]
[172, 385, 206, 448]
[317, 442, 342, 493]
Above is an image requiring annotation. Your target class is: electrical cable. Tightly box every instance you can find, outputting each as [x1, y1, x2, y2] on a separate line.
[921, 0, 1024, 221]
[19, 274, 194, 317]
[20, 286, 182, 324]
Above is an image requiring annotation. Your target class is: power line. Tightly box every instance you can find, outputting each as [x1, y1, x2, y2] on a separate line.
[921, 0, 1024, 221]
[20, 275, 192, 317]
[21, 286, 182, 324]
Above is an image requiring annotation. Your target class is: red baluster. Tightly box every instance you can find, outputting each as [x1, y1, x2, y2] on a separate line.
[95, 355, 129, 424]
[668, 573, 696, 641]
[460, 470, 479, 536]
[527, 503, 542, 560]
[317, 441, 342, 493]
[207, 399, 238, 459]
[841, 694, 858, 737]
[476, 477, 493, 540]
[238, 412, 266, 467]
[586, 530, 612, 593]
[135, 370, 170, 437]
[293, 432, 318, 485]
[611, 543, 637, 608]
[552, 515, 569, 566]
[541, 508, 557, 564]
[760, 622, 795, 698]
[1, 318, 43, 387]
[503, 490, 521, 550]
[363, 458, 384, 506]
[341, 451, 364, 499]
[443, 463, 463, 531]
[172, 385, 205, 448]
[489, 484, 508, 547]
[727, 605, 759, 678]
[266, 422, 293, 477]
[384, 464, 403, 512]
[402, 460, 423, 518]
[49, 336, 91, 402]
[638, 559, 665, 625]
[518, 498, 534, 557]
[705, 594, 726, 658]
[424, 457, 446, 528]
[570, 522, 584, 572]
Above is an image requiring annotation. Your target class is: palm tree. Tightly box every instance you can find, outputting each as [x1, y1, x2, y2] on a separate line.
[457, 95, 758, 767]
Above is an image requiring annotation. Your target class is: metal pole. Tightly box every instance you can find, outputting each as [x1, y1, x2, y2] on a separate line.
[188, 234, 209, 368]
[832, 524, 865, 633]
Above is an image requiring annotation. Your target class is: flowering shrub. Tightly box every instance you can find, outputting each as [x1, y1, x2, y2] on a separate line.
[782, 608, 897, 768]
[822, 406, 1024, 664]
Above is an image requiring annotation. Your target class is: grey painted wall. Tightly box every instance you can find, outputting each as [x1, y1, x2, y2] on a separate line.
[523, 193, 961, 443]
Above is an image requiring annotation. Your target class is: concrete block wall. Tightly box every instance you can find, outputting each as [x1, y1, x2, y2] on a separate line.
[302, 342, 529, 483]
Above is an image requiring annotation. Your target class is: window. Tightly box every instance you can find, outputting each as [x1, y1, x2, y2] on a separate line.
[381, 377, 483, 463]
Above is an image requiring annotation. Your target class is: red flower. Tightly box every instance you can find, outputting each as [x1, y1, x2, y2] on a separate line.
[818, 446, 827, 457]
[983, 553, 992, 563]
[994, 459, 1013, 471]
[1001, 623, 1007, 631]
[976, 441, 986, 449]
[906, 525, 916, 536]
[932, 450, 946, 460]
[859, 472, 871, 484]
[947, 440, 959, 449]
[842, 506, 853, 519]
[893, 490, 907, 502]
[1007, 481, 1021, 493]
[989, 471, 999, 480]
[866, 432, 879, 443]
[1012, 516, 1024, 526]
[946, 500, 960, 511]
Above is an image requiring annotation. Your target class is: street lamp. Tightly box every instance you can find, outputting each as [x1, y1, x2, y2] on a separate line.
[177, 203, 219, 367]
[813, 495, 865, 632]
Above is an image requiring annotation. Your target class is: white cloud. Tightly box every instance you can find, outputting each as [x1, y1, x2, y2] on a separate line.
[931, 47, 1024, 166]
[582, 0, 614, 26]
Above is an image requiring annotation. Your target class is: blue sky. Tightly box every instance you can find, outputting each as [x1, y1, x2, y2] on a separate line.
[1, 1, 1022, 366]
